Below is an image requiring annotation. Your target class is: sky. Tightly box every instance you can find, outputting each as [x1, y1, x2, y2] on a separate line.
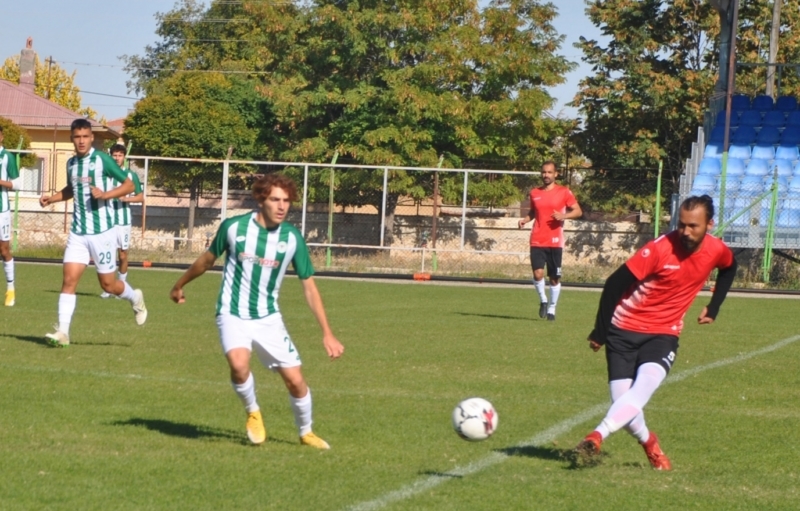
[0, 0, 604, 122]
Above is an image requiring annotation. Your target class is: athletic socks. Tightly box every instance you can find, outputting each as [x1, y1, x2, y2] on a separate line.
[58, 293, 77, 335]
[533, 279, 547, 302]
[596, 363, 667, 437]
[232, 373, 259, 413]
[609, 378, 650, 443]
[3, 259, 14, 291]
[548, 283, 561, 314]
[290, 388, 314, 437]
[119, 281, 136, 302]
[118, 272, 128, 283]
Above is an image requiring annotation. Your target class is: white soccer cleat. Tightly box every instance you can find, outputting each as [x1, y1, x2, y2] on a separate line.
[100, 291, 112, 299]
[45, 328, 70, 348]
[132, 289, 147, 325]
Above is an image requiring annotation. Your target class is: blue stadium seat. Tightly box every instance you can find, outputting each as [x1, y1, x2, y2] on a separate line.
[731, 198, 752, 226]
[762, 110, 786, 127]
[776, 208, 800, 228]
[793, 161, 800, 177]
[775, 96, 798, 112]
[769, 176, 790, 195]
[757, 126, 781, 145]
[788, 111, 800, 127]
[704, 143, 723, 158]
[726, 157, 746, 176]
[729, 144, 751, 160]
[788, 178, 800, 196]
[775, 159, 794, 177]
[716, 175, 740, 192]
[740, 175, 765, 195]
[780, 126, 800, 145]
[732, 125, 757, 144]
[751, 144, 775, 160]
[707, 125, 727, 143]
[732, 94, 751, 111]
[775, 145, 800, 161]
[752, 94, 775, 111]
[691, 174, 716, 195]
[744, 159, 770, 177]
[715, 110, 740, 128]
[739, 110, 763, 126]
[698, 158, 722, 176]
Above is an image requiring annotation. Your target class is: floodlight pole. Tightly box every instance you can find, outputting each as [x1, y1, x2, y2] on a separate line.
[719, 0, 740, 228]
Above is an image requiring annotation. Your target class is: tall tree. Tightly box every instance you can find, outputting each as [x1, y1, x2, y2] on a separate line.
[0, 55, 98, 119]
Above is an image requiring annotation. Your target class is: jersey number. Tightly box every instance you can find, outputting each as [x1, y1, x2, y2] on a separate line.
[283, 336, 296, 353]
[1, 225, 8, 236]
[98, 251, 113, 265]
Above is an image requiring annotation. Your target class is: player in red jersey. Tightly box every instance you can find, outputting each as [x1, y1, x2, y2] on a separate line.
[570, 195, 737, 470]
[518, 161, 582, 320]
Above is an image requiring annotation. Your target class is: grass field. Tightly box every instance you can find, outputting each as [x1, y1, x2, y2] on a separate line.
[1, 263, 798, 510]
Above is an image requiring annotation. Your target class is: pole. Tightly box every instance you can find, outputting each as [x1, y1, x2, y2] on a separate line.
[719, 0, 740, 228]
[654, 160, 663, 238]
[460, 171, 469, 250]
[301, 164, 309, 236]
[380, 168, 388, 247]
[325, 151, 339, 268]
[141, 158, 149, 237]
[45, 57, 53, 100]
[431, 154, 444, 271]
[12, 140, 22, 251]
[765, 0, 782, 98]
[762, 172, 779, 283]
[221, 146, 232, 221]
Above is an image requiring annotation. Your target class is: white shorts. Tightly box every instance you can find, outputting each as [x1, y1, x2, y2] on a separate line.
[116, 224, 131, 251]
[216, 313, 302, 370]
[0, 210, 10, 242]
[63, 229, 118, 274]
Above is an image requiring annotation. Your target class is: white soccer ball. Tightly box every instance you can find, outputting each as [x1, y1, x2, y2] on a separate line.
[452, 397, 498, 441]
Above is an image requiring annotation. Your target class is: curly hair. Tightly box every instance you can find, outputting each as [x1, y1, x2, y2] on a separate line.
[252, 173, 299, 203]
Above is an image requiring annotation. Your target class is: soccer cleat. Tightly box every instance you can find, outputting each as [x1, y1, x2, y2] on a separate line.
[300, 432, 330, 450]
[45, 328, 70, 348]
[538, 302, 548, 318]
[100, 291, 112, 299]
[547, 313, 556, 321]
[5, 289, 15, 306]
[132, 289, 147, 325]
[246, 410, 267, 445]
[569, 431, 603, 468]
[641, 432, 672, 470]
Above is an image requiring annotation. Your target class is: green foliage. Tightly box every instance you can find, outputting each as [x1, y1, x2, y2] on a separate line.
[0, 116, 35, 167]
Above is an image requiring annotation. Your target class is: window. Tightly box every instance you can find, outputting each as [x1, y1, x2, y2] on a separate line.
[19, 157, 44, 195]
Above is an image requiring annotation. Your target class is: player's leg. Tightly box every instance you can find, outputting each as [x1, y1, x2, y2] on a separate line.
[217, 314, 265, 444]
[545, 248, 563, 320]
[609, 379, 650, 443]
[530, 247, 548, 318]
[46, 233, 91, 346]
[0, 211, 14, 306]
[118, 224, 131, 282]
[90, 230, 146, 325]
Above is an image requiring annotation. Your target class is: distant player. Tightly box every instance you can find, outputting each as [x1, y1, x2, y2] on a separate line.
[518, 161, 582, 320]
[100, 144, 143, 299]
[170, 173, 344, 448]
[571, 195, 737, 470]
[39, 119, 148, 347]
[0, 125, 20, 306]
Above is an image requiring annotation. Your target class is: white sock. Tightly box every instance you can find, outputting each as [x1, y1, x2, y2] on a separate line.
[533, 279, 547, 302]
[58, 293, 77, 335]
[596, 363, 666, 438]
[232, 373, 259, 413]
[3, 259, 14, 291]
[290, 388, 313, 436]
[548, 283, 561, 313]
[119, 281, 136, 302]
[609, 379, 650, 443]
[118, 272, 128, 283]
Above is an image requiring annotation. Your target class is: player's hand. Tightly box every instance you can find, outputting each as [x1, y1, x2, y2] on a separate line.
[588, 339, 602, 352]
[697, 306, 714, 325]
[90, 186, 106, 200]
[170, 286, 186, 304]
[551, 211, 567, 221]
[518, 219, 527, 229]
[39, 195, 51, 207]
[323, 334, 344, 360]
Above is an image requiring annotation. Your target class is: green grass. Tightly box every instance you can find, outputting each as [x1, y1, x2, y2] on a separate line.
[1, 263, 799, 510]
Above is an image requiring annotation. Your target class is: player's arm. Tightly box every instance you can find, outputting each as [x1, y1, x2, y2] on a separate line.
[300, 277, 344, 359]
[698, 257, 738, 324]
[120, 173, 144, 203]
[91, 177, 134, 200]
[0, 153, 20, 190]
[518, 207, 536, 228]
[552, 198, 583, 221]
[588, 264, 638, 351]
[40, 184, 73, 206]
[170, 250, 217, 303]
[120, 192, 144, 203]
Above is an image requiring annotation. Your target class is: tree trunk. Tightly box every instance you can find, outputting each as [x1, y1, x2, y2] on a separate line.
[187, 176, 201, 251]
[765, 0, 782, 97]
[382, 194, 399, 246]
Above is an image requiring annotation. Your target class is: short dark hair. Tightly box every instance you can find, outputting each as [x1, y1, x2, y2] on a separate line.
[70, 118, 93, 132]
[681, 194, 715, 222]
[109, 143, 127, 155]
[542, 161, 557, 172]
[252, 173, 299, 202]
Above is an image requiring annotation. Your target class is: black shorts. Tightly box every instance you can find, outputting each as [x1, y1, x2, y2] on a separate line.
[530, 247, 562, 279]
[605, 325, 679, 382]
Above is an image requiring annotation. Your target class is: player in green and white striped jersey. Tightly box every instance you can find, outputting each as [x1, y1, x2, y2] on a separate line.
[171, 173, 344, 449]
[0, 125, 21, 306]
[100, 144, 144, 299]
[39, 119, 148, 347]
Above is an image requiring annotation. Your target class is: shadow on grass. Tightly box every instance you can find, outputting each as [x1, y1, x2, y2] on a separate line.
[417, 470, 463, 479]
[7, 334, 51, 346]
[498, 445, 568, 462]
[454, 312, 533, 321]
[8, 333, 136, 348]
[43, 290, 99, 298]
[110, 418, 294, 446]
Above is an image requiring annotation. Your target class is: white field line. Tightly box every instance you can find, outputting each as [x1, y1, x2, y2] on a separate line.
[345, 333, 800, 511]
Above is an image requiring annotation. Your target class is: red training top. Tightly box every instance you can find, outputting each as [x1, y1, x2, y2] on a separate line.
[612, 231, 734, 336]
[528, 185, 578, 248]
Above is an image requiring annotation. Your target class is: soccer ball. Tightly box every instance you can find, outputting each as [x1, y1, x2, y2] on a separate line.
[452, 397, 498, 441]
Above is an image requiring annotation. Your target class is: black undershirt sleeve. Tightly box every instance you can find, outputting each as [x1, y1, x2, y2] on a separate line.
[705, 258, 738, 320]
[588, 264, 638, 346]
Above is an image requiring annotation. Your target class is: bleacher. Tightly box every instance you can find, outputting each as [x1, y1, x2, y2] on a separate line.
[686, 93, 800, 248]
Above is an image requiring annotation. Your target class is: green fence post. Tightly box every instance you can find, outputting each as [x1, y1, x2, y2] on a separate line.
[431, 155, 444, 272]
[762, 173, 779, 283]
[325, 151, 339, 268]
[12, 139, 23, 252]
[654, 160, 663, 238]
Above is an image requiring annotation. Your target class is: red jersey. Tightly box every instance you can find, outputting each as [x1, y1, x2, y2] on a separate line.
[612, 231, 734, 336]
[528, 185, 578, 247]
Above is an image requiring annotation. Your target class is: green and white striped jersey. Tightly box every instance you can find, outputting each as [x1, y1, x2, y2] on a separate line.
[112, 169, 143, 226]
[210, 212, 314, 319]
[67, 148, 130, 235]
[0, 146, 20, 213]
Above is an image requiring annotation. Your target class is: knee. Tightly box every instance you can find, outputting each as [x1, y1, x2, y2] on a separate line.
[284, 376, 308, 398]
[0, 246, 10, 260]
[100, 280, 117, 293]
[229, 365, 250, 384]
